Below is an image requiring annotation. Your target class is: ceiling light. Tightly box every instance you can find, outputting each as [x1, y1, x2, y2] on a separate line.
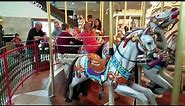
[71, 2, 75, 5]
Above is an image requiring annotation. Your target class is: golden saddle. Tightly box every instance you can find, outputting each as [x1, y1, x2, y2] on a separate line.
[88, 53, 107, 74]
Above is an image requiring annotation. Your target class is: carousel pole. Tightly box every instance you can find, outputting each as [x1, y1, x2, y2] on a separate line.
[115, 16, 118, 36]
[141, 1, 146, 27]
[85, 1, 88, 22]
[64, 1, 67, 23]
[171, 2, 185, 105]
[100, 2, 102, 22]
[161, 1, 164, 12]
[124, 1, 127, 27]
[46, 2, 55, 97]
[108, 1, 114, 105]
[140, 2, 143, 27]
[101, 2, 104, 32]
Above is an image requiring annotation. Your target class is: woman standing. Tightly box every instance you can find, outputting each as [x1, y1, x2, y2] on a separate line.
[92, 18, 104, 43]
[79, 22, 101, 54]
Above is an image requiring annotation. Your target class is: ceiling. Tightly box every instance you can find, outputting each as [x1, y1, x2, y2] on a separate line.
[55, 1, 152, 12]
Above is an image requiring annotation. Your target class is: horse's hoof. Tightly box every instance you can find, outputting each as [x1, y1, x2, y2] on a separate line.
[154, 93, 163, 98]
[111, 81, 118, 89]
[65, 98, 72, 102]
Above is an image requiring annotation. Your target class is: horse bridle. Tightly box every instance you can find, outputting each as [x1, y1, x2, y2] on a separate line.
[116, 32, 150, 63]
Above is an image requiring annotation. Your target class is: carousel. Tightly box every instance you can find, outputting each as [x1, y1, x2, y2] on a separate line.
[52, 1, 185, 105]
[0, 1, 185, 105]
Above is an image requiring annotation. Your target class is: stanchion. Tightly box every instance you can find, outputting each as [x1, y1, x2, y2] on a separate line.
[171, 2, 185, 105]
[101, 2, 104, 32]
[85, 1, 88, 22]
[124, 1, 127, 26]
[46, 2, 55, 97]
[65, 1, 67, 23]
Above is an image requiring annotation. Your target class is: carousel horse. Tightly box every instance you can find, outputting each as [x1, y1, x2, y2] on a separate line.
[143, 7, 179, 94]
[101, 7, 179, 95]
[63, 27, 159, 105]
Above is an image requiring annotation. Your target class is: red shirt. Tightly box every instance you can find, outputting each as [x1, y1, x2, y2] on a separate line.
[79, 31, 100, 53]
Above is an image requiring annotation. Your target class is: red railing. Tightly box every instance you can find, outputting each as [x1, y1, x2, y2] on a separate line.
[0, 39, 53, 105]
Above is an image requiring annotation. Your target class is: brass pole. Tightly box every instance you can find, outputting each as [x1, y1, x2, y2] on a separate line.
[64, 1, 67, 23]
[129, 16, 131, 30]
[85, 1, 88, 22]
[46, 2, 55, 97]
[101, 2, 104, 32]
[140, 2, 143, 27]
[161, 1, 164, 12]
[109, 3, 114, 105]
[171, 2, 185, 105]
[109, 2, 113, 53]
[100, 2, 102, 22]
[141, 1, 146, 27]
[124, 1, 127, 26]
[115, 16, 118, 36]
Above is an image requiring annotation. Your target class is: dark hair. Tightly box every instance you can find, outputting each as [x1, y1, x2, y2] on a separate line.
[93, 18, 101, 30]
[15, 33, 19, 36]
[0, 25, 3, 29]
[62, 23, 69, 30]
[87, 15, 92, 19]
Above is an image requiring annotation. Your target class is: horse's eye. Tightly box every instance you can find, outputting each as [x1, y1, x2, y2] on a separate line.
[147, 42, 152, 45]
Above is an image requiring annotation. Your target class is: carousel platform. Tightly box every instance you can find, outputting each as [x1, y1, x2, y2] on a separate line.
[11, 62, 185, 105]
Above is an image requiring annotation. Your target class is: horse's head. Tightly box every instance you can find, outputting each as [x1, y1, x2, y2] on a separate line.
[137, 28, 158, 59]
[148, 7, 179, 31]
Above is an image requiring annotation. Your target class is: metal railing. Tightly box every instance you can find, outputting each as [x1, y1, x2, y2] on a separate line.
[0, 39, 52, 105]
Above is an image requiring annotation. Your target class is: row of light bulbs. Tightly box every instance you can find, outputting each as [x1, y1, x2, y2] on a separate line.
[30, 1, 42, 9]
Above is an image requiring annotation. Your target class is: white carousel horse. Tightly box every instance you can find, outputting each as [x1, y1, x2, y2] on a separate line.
[102, 7, 179, 95]
[63, 27, 159, 105]
[143, 7, 179, 94]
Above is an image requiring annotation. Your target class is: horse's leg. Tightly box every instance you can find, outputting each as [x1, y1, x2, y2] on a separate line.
[144, 68, 172, 94]
[114, 84, 148, 105]
[66, 75, 88, 102]
[159, 70, 173, 85]
[130, 83, 157, 105]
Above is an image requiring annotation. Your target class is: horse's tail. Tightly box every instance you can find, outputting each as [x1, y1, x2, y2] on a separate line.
[64, 57, 79, 98]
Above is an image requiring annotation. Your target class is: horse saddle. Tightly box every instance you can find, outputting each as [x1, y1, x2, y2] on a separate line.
[88, 53, 107, 74]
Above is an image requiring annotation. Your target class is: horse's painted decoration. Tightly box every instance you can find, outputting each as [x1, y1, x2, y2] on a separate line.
[62, 28, 159, 105]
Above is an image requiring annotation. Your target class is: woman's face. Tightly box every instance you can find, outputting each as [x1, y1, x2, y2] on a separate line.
[94, 20, 99, 26]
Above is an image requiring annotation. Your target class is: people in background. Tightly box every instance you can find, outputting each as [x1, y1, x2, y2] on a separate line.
[0, 25, 4, 48]
[93, 18, 104, 43]
[79, 22, 101, 54]
[11, 33, 24, 47]
[52, 21, 62, 38]
[26, 22, 46, 46]
[78, 15, 85, 32]
[26, 22, 47, 62]
[87, 15, 93, 27]
[73, 15, 79, 27]
[93, 18, 104, 35]
[56, 23, 83, 54]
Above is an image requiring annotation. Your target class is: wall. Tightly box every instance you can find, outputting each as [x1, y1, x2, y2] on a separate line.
[0, 2, 55, 19]
[0, 2, 59, 41]
[2, 17, 32, 41]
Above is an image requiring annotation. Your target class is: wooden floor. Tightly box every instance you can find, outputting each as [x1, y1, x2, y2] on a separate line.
[12, 66, 185, 105]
